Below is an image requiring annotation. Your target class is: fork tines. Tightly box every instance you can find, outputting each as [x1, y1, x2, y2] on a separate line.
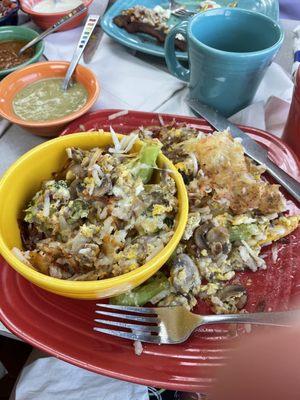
[94, 304, 161, 344]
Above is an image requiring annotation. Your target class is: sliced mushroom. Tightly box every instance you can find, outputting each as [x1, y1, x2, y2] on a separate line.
[218, 284, 248, 310]
[236, 294, 248, 310]
[205, 226, 231, 257]
[185, 239, 201, 258]
[19, 220, 45, 250]
[67, 163, 85, 179]
[69, 178, 80, 198]
[222, 242, 232, 255]
[206, 226, 229, 244]
[70, 148, 85, 162]
[193, 226, 207, 251]
[92, 176, 112, 198]
[170, 253, 201, 294]
[210, 242, 223, 256]
[219, 284, 246, 299]
[75, 181, 86, 198]
[196, 221, 213, 236]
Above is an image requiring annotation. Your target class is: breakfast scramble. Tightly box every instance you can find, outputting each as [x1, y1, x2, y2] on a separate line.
[15, 124, 300, 315]
[110, 124, 299, 314]
[16, 134, 178, 281]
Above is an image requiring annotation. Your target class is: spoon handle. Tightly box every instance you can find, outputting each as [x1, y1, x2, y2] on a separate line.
[61, 14, 100, 91]
[19, 4, 88, 55]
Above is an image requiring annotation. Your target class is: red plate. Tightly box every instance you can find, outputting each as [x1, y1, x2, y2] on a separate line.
[1, 110, 300, 393]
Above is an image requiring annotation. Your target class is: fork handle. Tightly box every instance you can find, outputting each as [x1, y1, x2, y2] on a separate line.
[172, 10, 195, 17]
[200, 310, 300, 327]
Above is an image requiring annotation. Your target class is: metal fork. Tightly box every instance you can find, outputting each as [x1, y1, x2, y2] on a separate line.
[94, 304, 300, 344]
[170, 1, 239, 18]
[169, 0, 195, 18]
[171, 8, 196, 18]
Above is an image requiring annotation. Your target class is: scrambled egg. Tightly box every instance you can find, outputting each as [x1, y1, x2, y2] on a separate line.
[19, 125, 300, 316]
[134, 125, 300, 314]
[260, 215, 300, 245]
[18, 141, 178, 281]
[152, 204, 172, 216]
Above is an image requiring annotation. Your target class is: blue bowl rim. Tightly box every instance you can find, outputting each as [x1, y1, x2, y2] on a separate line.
[0, 0, 20, 24]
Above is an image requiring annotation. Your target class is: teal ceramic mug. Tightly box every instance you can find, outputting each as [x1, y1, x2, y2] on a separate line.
[165, 8, 284, 117]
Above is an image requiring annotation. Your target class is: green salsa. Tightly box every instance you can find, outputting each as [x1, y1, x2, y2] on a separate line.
[13, 78, 88, 122]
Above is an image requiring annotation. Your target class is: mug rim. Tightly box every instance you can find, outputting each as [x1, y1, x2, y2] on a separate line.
[188, 8, 284, 57]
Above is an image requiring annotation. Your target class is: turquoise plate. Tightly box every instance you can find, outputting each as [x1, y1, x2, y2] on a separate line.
[101, 0, 279, 60]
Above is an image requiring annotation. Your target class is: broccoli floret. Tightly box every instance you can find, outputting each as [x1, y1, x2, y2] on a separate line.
[67, 199, 89, 224]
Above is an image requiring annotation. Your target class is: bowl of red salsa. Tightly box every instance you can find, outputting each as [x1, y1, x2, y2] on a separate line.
[0, 25, 44, 78]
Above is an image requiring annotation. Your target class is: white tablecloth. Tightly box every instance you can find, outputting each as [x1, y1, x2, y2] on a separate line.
[10, 355, 149, 400]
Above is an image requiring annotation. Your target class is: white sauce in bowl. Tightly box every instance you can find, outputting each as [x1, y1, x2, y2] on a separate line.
[32, 0, 83, 14]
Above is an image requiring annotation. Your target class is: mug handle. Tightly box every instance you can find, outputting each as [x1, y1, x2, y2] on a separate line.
[164, 20, 190, 82]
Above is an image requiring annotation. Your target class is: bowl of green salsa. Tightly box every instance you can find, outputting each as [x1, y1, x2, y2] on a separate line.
[0, 61, 100, 136]
[13, 78, 88, 122]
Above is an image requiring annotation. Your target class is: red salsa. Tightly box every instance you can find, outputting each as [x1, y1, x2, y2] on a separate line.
[0, 40, 34, 71]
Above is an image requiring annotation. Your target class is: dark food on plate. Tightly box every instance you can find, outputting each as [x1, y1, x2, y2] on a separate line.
[0, 40, 34, 71]
[13, 78, 88, 122]
[0, 0, 17, 18]
[110, 124, 300, 314]
[16, 135, 178, 281]
[113, 5, 186, 51]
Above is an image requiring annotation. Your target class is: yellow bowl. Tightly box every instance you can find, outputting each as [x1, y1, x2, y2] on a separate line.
[0, 132, 188, 299]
